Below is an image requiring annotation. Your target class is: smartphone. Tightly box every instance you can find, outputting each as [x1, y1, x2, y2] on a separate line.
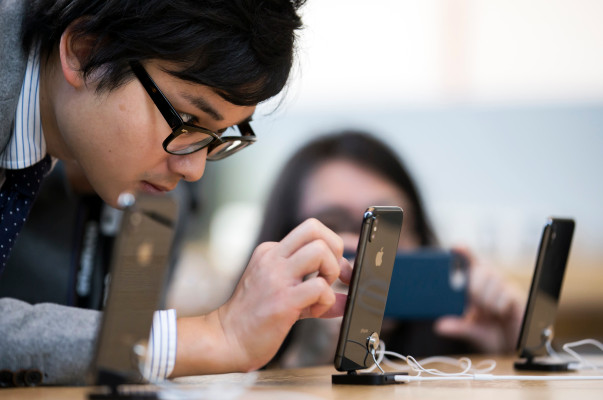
[88, 193, 178, 386]
[334, 206, 403, 372]
[384, 250, 468, 320]
[515, 217, 575, 370]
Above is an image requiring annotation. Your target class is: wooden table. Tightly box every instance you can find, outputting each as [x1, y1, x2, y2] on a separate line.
[3, 356, 603, 399]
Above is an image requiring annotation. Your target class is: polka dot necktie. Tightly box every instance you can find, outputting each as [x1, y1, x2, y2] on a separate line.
[0, 155, 52, 274]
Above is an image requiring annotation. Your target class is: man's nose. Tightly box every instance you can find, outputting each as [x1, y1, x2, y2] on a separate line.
[167, 147, 208, 182]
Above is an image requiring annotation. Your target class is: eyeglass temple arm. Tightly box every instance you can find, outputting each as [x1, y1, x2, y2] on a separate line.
[236, 120, 255, 138]
[129, 61, 182, 130]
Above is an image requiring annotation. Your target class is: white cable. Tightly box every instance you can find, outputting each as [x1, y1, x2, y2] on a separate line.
[546, 340, 564, 361]
[561, 339, 603, 370]
[363, 340, 496, 376]
[526, 338, 603, 371]
[362, 340, 387, 373]
[369, 338, 603, 384]
[370, 348, 385, 374]
[394, 374, 603, 383]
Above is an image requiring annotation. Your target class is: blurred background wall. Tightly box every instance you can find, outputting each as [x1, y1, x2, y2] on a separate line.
[168, 0, 603, 341]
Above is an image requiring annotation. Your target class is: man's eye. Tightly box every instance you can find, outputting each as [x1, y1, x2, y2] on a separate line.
[179, 112, 197, 124]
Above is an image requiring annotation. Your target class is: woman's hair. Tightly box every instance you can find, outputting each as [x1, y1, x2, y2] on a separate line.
[22, 0, 306, 105]
[255, 130, 438, 247]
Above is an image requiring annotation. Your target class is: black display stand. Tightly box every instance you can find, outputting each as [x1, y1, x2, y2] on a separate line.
[513, 357, 571, 372]
[514, 327, 573, 372]
[333, 332, 408, 385]
[89, 392, 158, 400]
[88, 370, 158, 399]
[332, 370, 407, 385]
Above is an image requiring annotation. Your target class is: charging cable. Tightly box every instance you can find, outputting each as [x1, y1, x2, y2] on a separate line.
[561, 339, 603, 370]
[533, 338, 603, 370]
[364, 340, 495, 376]
[364, 339, 603, 384]
[394, 374, 603, 383]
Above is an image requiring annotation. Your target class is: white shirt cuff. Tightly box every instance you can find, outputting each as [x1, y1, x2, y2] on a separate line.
[142, 309, 177, 382]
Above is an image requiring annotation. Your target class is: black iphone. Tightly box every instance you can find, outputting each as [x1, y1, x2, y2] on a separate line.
[88, 192, 178, 386]
[514, 217, 575, 370]
[334, 206, 403, 372]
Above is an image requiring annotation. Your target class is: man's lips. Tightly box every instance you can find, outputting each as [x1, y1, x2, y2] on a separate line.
[140, 181, 175, 193]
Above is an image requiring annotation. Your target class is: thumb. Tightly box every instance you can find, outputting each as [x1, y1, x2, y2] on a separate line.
[434, 316, 496, 351]
[435, 316, 506, 353]
[316, 292, 348, 319]
[434, 316, 474, 339]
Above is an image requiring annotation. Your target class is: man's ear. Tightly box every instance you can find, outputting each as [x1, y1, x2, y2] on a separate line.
[58, 21, 97, 89]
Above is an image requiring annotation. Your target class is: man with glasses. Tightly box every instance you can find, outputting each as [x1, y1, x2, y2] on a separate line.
[129, 60, 257, 159]
[0, 0, 352, 386]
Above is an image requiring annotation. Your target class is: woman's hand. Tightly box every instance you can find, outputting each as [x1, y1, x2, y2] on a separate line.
[434, 247, 526, 354]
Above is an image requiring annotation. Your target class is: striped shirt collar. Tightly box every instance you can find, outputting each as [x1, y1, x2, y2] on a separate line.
[0, 49, 46, 170]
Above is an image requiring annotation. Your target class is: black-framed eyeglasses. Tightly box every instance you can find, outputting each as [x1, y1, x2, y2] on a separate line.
[129, 61, 256, 160]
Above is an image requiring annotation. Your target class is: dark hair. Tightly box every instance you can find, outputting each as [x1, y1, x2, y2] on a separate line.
[255, 130, 438, 246]
[22, 0, 305, 105]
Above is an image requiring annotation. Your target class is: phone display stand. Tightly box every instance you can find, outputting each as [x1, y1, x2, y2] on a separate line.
[88, 370, 158, 400]
[513, 358, 570, 372]
[332, 370, 405, 385]
[89, 355, 159, 400]
[514, 328, 571, 372]
[332, 333, 407, 385]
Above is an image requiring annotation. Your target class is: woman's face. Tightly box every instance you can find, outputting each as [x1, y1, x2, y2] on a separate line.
[297, 159, 421, 253]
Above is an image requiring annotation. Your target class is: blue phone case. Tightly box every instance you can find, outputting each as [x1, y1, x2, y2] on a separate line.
[384, 250, 468, 320]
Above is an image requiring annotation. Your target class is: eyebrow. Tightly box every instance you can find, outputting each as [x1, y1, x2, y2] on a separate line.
[180, 92, 255, 128]
[181, 92, 224, 121]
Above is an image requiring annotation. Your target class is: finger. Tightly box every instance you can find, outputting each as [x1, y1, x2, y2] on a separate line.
[434, 316, 476, 341]
[468, 261, 486, 297]
[247, 241, 278, 270]
[451, 246, 475, 269]
[338, 257, 353, 285]
[292, 277, 336, 319]
[480, 275, 504, 311]
[492, 285, 519, 316]
[288, 240, 341, 286]
[278, 218, 344, 259]
[319, 293, 348, 319]
[469, 264, 499, 308]
[476, 269, 515, 317]
[490, 281, 525, 318]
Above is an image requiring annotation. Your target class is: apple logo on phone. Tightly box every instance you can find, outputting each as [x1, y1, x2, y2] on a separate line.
[375, 247, 384, 267]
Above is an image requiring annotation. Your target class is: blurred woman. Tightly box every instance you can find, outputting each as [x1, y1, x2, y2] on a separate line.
[256, 130, 525, 367]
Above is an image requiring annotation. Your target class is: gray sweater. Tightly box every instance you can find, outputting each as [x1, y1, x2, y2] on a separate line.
[0, 0, 102, 385]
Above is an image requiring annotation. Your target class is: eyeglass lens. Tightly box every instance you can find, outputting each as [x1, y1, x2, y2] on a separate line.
[166, 127, 215, 155]
[207, 137, 254, 160]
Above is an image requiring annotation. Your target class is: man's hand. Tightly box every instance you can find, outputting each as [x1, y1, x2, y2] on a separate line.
[170, 218, 352, 376]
